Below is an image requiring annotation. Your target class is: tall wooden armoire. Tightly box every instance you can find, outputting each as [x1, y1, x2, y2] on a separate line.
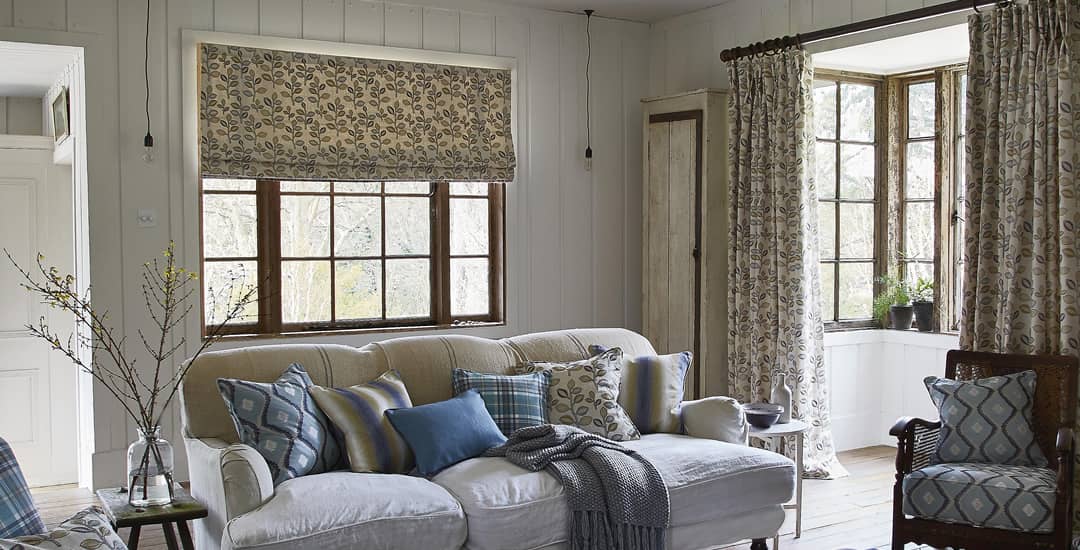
[641, 90, 728, 399]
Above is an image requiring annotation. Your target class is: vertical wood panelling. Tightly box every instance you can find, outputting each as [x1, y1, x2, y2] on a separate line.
[590, 20, 624, 327]
[853, 0, 888, 22]
[622, 25, 648, 331]
[67, 0, 113, 34]
[302, 0, 345, 42]
[13, 0, 65, 30]
[665, 119, 694, 355]
[0, 0, 10, 27]
[343, 0, 383, 45]
[6, 98, 43, 135]
[384, 2, 420, 48]
[214, 0, 260, 34]
[421, 7, 458, 52]
[761, 0, 790, 39]
[887, 0, 923, 15]
[459, 12, 494, 55]
[813, 0, 853, 29]
[558, 16, 592, 328]
[789, 0, 814, 33]
[259, 0, 302, 38]
[645, 123, 669, 348]
[0, 98, 7, 133]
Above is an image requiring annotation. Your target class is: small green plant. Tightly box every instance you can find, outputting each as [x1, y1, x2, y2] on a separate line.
[873, 275, 911, 325]
[911, 277, 934, 303]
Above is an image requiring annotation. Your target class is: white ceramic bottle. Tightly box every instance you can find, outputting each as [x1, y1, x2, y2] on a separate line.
[770, 372, 793, 424]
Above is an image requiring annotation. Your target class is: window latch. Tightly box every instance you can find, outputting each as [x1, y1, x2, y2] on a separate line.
[951, 210, 965, 226]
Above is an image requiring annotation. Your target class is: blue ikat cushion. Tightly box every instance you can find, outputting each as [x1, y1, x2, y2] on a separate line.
[218, 363, 344, 485]
[451, 369, 548, 436]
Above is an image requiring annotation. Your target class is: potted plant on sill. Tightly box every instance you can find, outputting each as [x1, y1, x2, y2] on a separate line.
[873, 275, 913, 329]
[911, 277, 934, 332]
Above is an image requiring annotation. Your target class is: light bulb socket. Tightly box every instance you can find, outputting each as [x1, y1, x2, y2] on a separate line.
[585, 146, 593, 159]
[143, 133, 154, 148]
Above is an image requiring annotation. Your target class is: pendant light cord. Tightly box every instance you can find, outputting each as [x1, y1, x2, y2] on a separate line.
[584, 10, 593, 158]
[144, 0, 153, 148]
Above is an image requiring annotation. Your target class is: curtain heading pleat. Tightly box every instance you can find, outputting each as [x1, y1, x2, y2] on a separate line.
[199, 43, 516, 182]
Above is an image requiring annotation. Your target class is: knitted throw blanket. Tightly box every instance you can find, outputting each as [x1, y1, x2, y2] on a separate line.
[484, 424, 670, 550]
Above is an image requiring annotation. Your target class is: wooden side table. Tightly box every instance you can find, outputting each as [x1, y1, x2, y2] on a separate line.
[749, 419, 807, 550]
[95, 486, 208, 550]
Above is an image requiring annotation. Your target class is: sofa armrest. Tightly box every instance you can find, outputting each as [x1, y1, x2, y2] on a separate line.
[185, 437, 273, 549]
[679, 396, 749, 444]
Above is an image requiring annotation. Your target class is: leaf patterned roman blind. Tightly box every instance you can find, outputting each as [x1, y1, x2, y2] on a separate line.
[198, 43, 516, 182]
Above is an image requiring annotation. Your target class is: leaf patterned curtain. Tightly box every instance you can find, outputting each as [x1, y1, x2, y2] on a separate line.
[962, 0, 1080, 535]
[199, 43, 515, 182]
[727, 49, 847, 479]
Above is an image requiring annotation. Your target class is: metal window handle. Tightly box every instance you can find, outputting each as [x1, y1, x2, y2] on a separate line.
[951, 210, 965, 225]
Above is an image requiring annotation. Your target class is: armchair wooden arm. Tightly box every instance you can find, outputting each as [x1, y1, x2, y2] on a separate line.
[890, 416, 941, 476]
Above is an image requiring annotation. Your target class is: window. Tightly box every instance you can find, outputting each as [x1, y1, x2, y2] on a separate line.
[951, 72, 968, 330]
[201, 180, 504, 335]
[814, 77, 881, 325]
[900, 79, 937, 288]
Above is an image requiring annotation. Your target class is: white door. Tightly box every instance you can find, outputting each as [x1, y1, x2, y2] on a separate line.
[0, 138, 78, 487]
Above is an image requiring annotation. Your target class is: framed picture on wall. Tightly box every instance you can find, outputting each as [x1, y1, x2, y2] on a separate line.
[51, 87, 70, 144]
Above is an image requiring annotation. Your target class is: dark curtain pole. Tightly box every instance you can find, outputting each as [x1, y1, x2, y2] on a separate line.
[719, 0, 1011, 62]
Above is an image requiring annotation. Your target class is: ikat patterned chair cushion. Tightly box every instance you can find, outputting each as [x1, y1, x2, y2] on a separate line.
[589, 345, 692, 434]
[924, 370, 1047, 467]
[902, 462, 1056, 534]
[0, 438, 45, 538]
[451, 369, 548, 436]
[217, 363, 344, 485]
[0, 506, 126, 550]
[519, 347, 640, 441]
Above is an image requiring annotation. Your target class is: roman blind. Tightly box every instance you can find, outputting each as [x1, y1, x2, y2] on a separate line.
[198, 43, 516, 182]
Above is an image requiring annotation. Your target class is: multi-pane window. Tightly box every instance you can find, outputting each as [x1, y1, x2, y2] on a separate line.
[901, 79, 937, 287]
[952, 73, 968, 330]
[201, 179, 504, 335]
[814, 78, 880, 323]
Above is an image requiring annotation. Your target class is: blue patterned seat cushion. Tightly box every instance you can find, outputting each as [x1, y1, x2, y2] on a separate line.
[903, 462, 1056, 533]
[924, 370, 1047, 466]
[218, 363, 344, 485]
[451, 369, 548, 436]
[0, 438, 45, 538]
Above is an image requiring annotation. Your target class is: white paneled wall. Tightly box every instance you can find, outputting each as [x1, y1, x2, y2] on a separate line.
[0, 0, 649, 488]
[0, 97, 43, 135]
[649, 0, 965, 96]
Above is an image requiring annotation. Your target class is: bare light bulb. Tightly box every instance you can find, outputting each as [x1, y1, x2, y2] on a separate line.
[142, 133, 154, 162]
[584, 146, 593, 172]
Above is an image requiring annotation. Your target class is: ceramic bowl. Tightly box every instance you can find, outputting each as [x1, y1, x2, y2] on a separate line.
[742, 403, 784, 429]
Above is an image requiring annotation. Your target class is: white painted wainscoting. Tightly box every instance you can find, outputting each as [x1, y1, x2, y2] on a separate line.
[825, 330, 959, 452]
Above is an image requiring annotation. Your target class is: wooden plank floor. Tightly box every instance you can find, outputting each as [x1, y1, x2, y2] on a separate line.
[32, 446, 938, 550]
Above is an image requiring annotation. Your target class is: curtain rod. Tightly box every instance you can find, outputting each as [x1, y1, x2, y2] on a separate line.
[718, 0, 1010, 62]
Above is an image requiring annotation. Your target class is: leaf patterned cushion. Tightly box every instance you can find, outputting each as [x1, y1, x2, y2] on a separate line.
[0, 506, 125, 549]
[924, 370, 1046, 467]
[519, 348, 640, 441]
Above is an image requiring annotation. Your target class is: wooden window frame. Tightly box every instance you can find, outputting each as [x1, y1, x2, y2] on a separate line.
[816, 70, 887, 330]
[199, 179, 505, 337]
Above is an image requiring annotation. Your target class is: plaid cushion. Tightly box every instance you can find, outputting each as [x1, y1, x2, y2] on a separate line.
[451, 369, 548, 436]
[0, 438, 45, 538]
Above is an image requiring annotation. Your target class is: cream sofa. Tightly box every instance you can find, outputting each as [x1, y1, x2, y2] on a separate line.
[179, 328, 796, 550]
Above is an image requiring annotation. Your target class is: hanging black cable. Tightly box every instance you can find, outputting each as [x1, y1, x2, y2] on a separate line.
[143, 0, 154, 152]
[583, 9, 593, 167]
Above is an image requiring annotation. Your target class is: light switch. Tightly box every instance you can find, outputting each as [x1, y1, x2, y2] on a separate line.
[137, 209, 158, 228]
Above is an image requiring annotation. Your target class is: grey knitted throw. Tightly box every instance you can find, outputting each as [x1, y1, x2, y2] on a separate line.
[484, 424, 669, 550]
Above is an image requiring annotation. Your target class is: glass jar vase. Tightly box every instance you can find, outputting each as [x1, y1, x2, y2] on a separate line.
[126, 426, 175, 507]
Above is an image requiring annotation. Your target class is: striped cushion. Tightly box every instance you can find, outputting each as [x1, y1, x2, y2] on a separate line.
[451, 369, 548, 436]
[0, 438, 45, 538]
[590, 345, 692, 434]
[308, 370, 415, 474]
[217, 364, 343, 486]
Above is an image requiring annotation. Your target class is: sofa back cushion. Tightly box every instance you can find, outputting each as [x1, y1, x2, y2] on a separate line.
[180, 328, 656, 443]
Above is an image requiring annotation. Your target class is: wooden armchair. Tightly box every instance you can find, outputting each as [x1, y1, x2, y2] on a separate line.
[890, 350, 1078, 550]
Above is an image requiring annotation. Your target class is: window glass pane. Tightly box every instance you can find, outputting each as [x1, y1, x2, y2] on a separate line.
[839, 203, 875, 258]
[904, 202, 935, 259]
[907, 82, 936, 138]
[450, 182, 489, 196]
[818, 202, 836, 260]
[840, 83, 875, 142]
[203, 194, 257, 258]
[385, 197, 431, 255]
[335, 182, 381, 194]
[958, 74, 968, 135]
[904, 261, 934, 288]
[840, 144, 875, 199]
[956, 139, 966, 196]
[451, 258, 490, 316]
[281, 196, 331, 257]
[838, 262, 874, 319]
[281, 181, 331, 193]
[816, 141, 836, 199]
[386, 182, 430, 194]
[813, 81, 837, 139]
[281, 261, 331, 323]
[386, 259, 430, 318]
[334, 197, 381, 257]
[450, 198, 489, 255]
[335, 260, 382, 320]
[905, 141, 935, 199]
[203, 261, 259, 325]
[203, 178, 255, 191]
[820, 263, 836, 321]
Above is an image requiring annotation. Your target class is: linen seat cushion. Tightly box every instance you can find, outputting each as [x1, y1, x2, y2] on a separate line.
[0, 438, 45, 538]
[220, 471, 466, 550]
[451, 369, 548, 435]
[902, 462, 1056, 533]
[216, 364, 343, 486]
[588, 344, 692, 434]
[432, 433, 795, 550]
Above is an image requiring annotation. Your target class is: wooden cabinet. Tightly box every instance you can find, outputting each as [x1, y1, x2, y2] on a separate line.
[641, 90, 728, 399]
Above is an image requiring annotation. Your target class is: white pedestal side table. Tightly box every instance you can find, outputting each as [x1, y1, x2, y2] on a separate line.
[748, 419, 807, 550]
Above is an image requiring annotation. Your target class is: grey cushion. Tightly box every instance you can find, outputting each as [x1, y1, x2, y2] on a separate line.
[903, 462, 1056, 533]
[924, 370, 1046, 466]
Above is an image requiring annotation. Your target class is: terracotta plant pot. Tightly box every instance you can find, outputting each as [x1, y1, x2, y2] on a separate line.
[890, 305, 914, 330]
[913, 301, 933, 332]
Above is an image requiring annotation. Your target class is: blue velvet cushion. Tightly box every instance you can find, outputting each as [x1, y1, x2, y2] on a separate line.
[385, 390, 507, 476]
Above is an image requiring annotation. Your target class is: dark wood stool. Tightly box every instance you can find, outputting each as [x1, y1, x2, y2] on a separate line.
[95, 486, 207, 550]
